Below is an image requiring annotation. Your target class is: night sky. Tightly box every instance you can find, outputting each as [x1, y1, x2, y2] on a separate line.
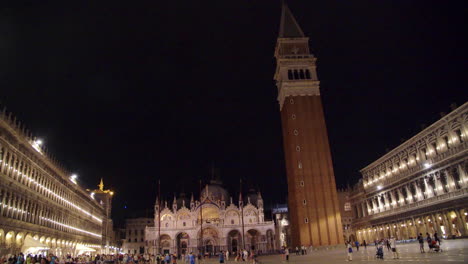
[1, 1, 467, 224]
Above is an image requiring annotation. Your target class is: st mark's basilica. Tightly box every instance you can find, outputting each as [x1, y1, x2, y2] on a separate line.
[144, 178, 275, 255]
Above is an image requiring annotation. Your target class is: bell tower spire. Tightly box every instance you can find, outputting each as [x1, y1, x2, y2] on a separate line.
[274, 3, 319, 110]
[279, 1, 305, 38]
[274, 2, 344, 247]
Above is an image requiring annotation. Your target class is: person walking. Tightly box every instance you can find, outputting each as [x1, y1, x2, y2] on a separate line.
[363, 240, 367, 249]
[346, 241, 353, 261]
[285, 248, 289, 262]
[218, 251, 224, 264]
[434, 232, 441, 245]
[386, 239, 391, 252]
[426, 233, 432, 251]
[225, 251, 229, 262]
[417, 233, 425, 253]
[389, 236, 399, 259]
[354, 241, 359, 251]
[188, 253, 195, 264]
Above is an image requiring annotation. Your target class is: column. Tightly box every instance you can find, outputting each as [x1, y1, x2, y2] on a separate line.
[413, 182, 423, 201]
[366, 200, 372, 215]
[434, 173, 445, 196]
[0, 189, 6, 216]
[445, 169, 457, 191]
[405, 185, 413, 204]
[458, 164, 468, 188]
[430, 214, 442, 237]
[383, 193, 390, 210]
[455, 210, 467, 236]
[377, 196, 384, 212]
[424, 177, 434, 198]
[397, 188, 405, 206]
[389, 191, 397, 208]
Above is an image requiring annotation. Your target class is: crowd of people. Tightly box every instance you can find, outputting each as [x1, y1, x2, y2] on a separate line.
[344, 231, 444, 261]
[1, 250, 260, 264]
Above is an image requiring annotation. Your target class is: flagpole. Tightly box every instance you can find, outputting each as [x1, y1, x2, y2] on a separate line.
[157, 179, 161, 255]
[199, 179, 204, 261]
[240, 179, 246, 251]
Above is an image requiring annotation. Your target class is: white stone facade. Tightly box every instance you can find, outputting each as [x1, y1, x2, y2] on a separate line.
[350, 102, 468, 242]
[145, 182, 275, 255]
[0, 109, 114, 256]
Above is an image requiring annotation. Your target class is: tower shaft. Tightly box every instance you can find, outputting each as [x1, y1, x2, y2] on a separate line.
[274, 2, 344, 247]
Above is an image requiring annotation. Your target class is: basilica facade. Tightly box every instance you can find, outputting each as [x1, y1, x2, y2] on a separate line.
[145, 180, 275, 255]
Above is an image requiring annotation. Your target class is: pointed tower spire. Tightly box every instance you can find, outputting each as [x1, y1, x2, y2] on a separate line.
[99, 178, 104, 191]
[279, 1, 305, 38]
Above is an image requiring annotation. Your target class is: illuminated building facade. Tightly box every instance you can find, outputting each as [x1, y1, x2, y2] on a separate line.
[351, 102, 468, 242]
[0, 109, 114, 256]
[271, 204, 291, 248]
[145, 180, 275, 255]
[274, 3, 344, 247]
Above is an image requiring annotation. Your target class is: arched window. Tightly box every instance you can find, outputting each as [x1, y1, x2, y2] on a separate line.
[305, 69, 311, 79]
[288, 70, 293, 80]
[293, 70, 299, 79]
[299, 70, 305, 79]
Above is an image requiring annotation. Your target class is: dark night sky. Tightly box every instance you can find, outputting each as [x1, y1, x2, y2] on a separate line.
[1, 1, 467, 224]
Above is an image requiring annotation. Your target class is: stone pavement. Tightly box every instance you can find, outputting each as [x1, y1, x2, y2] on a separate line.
[196, 239, 467, 264]
[254, 239, 468, 264]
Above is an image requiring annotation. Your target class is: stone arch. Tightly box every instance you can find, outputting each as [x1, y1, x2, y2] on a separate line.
[176, 232, 190, 255]
[159, 234, 172, 253]
[51, 238, 57, 248]
[227, 229, 242, 253]
[246, 229, 261, 251]
[0, 229, 5, 244]
[266, 229, 275, 252]
[5, 231, 15, 246]
[244, 208, 258, 224]
[225, 210, 240, 225]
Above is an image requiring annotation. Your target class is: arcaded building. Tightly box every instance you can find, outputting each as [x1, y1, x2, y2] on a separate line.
[0, 110, 114, 256]
[145, 179, 275, 255]
[274, 3, 344, 247]
[351, 102, 468, 242]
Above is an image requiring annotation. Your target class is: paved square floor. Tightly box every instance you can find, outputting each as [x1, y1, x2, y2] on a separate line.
[196, 239, 467, 264]
[254, 239, 468, 264]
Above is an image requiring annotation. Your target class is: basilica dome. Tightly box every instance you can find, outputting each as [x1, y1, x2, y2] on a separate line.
[201, 180, 229, 202]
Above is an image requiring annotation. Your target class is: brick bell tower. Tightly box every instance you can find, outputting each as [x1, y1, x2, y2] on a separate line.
[274, 2, 344, 247]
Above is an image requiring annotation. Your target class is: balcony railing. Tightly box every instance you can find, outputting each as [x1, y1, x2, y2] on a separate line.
[354, 187, 468, 225]
[365, 141, 467, 193]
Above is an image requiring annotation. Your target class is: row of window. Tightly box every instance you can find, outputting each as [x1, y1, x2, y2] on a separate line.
[358, 164, 465, 218]
[364, 129, 465, 186]
[0, 188, 101, 239]
[287, 69, 312, 80]
[0, 143, 100, 222]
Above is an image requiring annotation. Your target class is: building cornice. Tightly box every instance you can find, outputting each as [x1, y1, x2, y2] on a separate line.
[277, 81, 320, 110]
[360, 102, 468, 176]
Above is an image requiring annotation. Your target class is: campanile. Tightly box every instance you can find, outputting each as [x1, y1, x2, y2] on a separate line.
[274, 3, 344, 247]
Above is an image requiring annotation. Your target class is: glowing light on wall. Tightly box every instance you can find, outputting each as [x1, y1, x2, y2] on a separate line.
[40, 217, 101, 238]
[0, 160, 102, 223]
